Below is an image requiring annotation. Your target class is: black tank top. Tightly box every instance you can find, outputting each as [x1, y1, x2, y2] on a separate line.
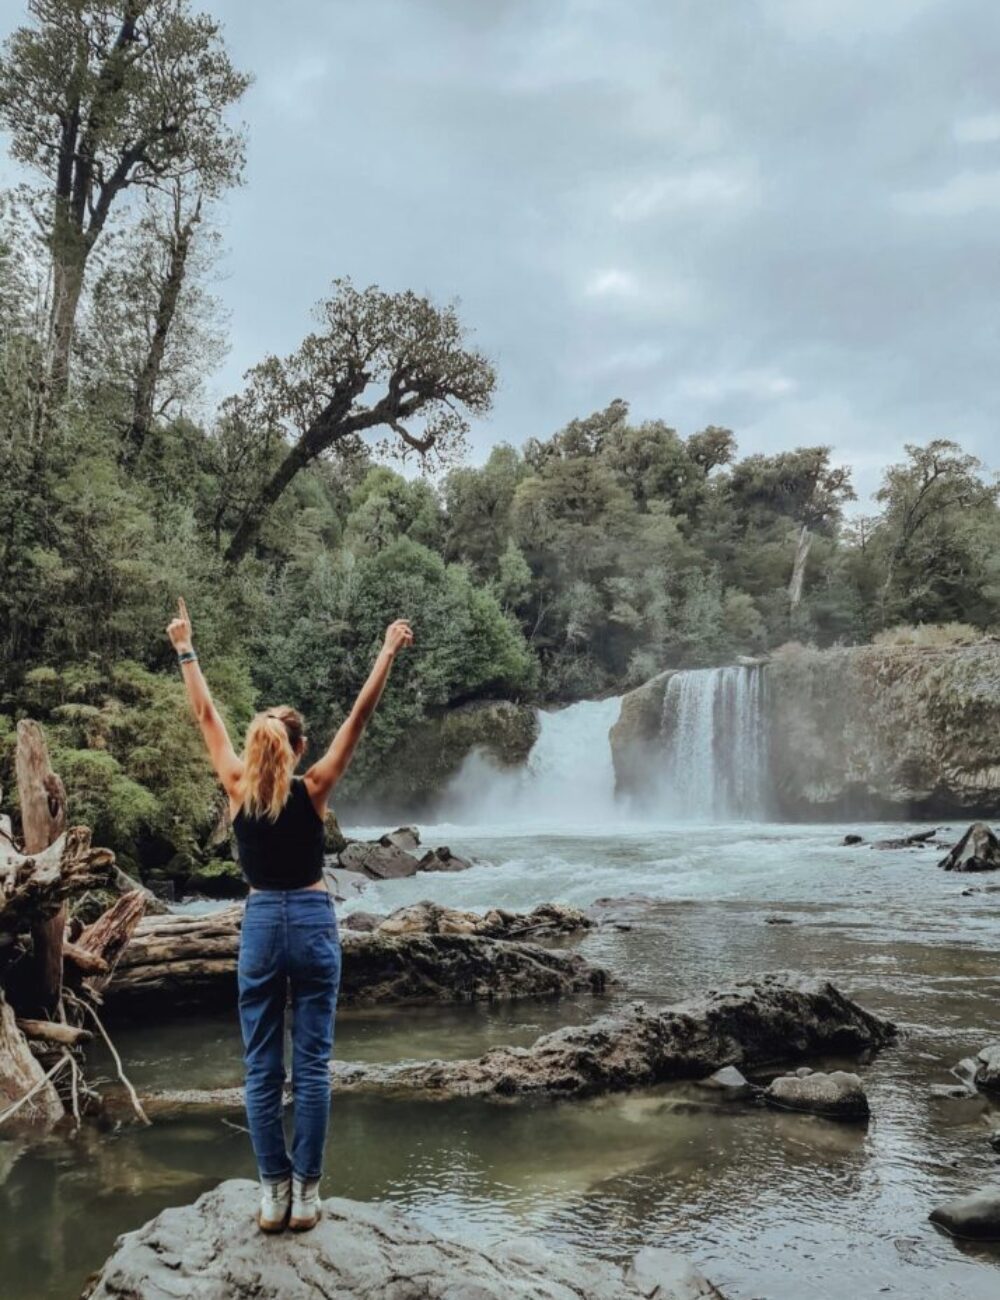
[232, 777, 326, 891]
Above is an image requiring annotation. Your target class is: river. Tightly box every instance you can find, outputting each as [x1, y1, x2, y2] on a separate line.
[2, 819, 999, 1299]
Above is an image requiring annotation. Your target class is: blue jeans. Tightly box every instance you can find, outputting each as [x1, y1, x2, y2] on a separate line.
[237, 889, 342, 1181]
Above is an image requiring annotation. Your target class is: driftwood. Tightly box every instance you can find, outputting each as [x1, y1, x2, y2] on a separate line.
[16, 1018, 92, 1047]
[104, 902, 609, 1013]
[0, 721, 147, 1129]
[15, 721, 68, 1014]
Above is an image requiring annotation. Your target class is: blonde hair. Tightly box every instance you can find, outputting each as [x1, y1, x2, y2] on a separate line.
[238, 706, 305, 821]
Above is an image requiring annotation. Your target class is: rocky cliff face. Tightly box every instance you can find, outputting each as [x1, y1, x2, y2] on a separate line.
[765, 642, 1000, 818]
[349, 700, 538, 815]
[611, 643, 1000, 819]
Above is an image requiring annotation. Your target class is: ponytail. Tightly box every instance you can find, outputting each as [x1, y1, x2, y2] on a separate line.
[238, 707, 304, 821]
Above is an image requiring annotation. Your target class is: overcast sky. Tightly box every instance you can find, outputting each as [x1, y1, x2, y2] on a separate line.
[3, 0, 1000, 501]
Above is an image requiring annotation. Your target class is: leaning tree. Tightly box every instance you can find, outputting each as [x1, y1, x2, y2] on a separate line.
[220, 279, 497, 565]
[0, 0, 249, 415]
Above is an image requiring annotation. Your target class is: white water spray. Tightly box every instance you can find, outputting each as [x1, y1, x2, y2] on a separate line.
[439, 695, 623, 824]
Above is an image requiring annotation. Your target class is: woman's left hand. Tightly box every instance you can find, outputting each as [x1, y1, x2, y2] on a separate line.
[167, 597, 193, 654]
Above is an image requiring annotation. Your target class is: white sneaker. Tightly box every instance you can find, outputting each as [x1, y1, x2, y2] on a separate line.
[257, 1176, 291, 1233]
[290, 1174, 322, 1231]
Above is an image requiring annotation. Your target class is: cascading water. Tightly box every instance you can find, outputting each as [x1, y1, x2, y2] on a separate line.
[658, 666, 769, 820]
[439, 695, 623, 823]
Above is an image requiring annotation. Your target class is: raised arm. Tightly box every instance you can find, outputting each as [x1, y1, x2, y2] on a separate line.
[166, 598, 243, 799]
[305, 619, 413, 809]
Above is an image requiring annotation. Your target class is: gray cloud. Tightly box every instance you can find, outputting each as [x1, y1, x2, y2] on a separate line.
[2, 0, 999, 500]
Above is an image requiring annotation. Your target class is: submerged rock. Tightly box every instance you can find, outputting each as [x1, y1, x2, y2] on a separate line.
[326, 975, 895, 1103]
[930, 1188, 1000, 1241]
[939, 823, 1000, 873]
[974, 1043, 1000, 1093]
[764, 1069, 870, 1119]
[842, 834, 865, 846]
[82, 1179, 726, 1300]
[697, 1066, 754, 1099]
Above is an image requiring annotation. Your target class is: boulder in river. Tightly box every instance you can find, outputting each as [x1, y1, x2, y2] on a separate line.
[764, 1069, 870, 1119]
[82, 1179, 726, 1300]
[929, 1188, 1000, 1241]
[371, 899, 593, 939]
[974, 1042, 1000, 1093]
[337, 839, 419, 880]
[842, 834, 865, 846]
[417, 845, 473, 873]
[380, 825, 420, 851]
[697, 1065, 754, 1099]
[939, 822, 1000, 873]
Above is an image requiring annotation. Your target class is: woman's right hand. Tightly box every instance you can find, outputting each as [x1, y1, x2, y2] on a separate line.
[382, 619, 414, 658]
[166, 597, 193, 654]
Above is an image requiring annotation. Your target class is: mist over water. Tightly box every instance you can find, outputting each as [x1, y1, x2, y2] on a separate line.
[437, 695, 624, 826]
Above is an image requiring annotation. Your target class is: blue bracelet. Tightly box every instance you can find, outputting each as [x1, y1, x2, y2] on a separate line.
[177, 650, 198, 665]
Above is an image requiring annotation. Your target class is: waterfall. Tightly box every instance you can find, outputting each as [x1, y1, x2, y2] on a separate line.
[659, 666, 769, 820]
[440, 695, 623, 823]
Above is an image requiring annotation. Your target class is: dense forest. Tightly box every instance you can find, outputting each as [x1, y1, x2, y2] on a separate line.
[1, 2, 998, 883]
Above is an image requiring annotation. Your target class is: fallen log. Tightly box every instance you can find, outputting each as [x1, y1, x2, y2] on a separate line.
[137, 975, 895, 1115]
[104, 902, 609, 1012]
[63, 942, 110, 977]
[0, 827, 116, 938]
[0, 990, 64, 1124]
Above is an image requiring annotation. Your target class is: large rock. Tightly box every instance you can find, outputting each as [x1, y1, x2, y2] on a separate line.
[764, 1069, 870, 1119]
[373, 900, 593, 939]
[337, 840, 419, 880]
[939, 823, 1000, 872]
[929, 1188, 1000, 1241]
[416, 845, 473, 873]
[974, 1042, 1000, 1093]
[327, 975, 895, 1102]
[82, 1179, 726, 1300]
[610, 670, 674, 800]
[339, 931, 609, 1004]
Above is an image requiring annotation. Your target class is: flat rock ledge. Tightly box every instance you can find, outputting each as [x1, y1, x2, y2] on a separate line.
[141, 975, 894, 1114]
[82, 1179, 726, 1300]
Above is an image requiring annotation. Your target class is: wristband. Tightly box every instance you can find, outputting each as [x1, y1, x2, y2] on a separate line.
[177, 650, 198, 665]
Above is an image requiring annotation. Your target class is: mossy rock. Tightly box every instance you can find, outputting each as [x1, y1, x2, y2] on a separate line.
[187, 857, 247, 900]
[354, 701, 538, 813]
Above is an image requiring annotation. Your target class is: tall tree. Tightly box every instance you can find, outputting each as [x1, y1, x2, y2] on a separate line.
[221, 280, 496, 565]
[0, 0, 249, 413]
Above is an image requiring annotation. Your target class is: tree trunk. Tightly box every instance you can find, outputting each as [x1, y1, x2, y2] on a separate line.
[15, 721, 68, 1017]
[0, 990, 64, 1126]
[44, 248, 87, 415]
[120, 195, 202, 470]
[788, 524, 812, 611]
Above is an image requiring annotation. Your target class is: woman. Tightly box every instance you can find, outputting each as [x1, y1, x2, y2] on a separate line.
[166, 597, 413, 1233]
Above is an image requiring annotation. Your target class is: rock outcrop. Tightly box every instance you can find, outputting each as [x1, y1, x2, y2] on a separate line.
[973, 1042, 1000, 1093]
[82, 1179, 726, 1300]
[612, 643, 1000, 818]
[346, 699, 538, 814]
[764, 1069, 870, 1119]
[368, 899, 594, 939]
[939, 822, 1000, 872]
[104, 904, 609, 1012]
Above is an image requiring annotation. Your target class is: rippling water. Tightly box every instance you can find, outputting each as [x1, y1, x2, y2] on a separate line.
[2, 821, 1000, 1298]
